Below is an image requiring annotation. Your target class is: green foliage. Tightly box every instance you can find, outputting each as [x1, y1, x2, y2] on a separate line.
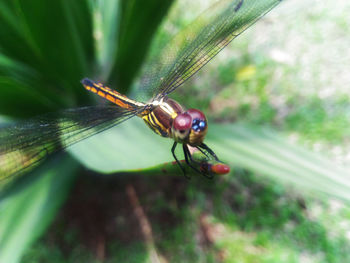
[0, 0, 350, 262]
[0, 0, 172, 261]
[0, 155, 78, 263]
[285, 96, 350, 143]
[110, 0, 173, 92]
[0, 1, 95, 117]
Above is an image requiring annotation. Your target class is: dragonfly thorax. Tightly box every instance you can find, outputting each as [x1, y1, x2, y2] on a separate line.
[142, 97, 208, 146]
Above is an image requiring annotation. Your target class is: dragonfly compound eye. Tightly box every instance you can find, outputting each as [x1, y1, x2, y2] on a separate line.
[192, 119, 206, 132]
[173, 113, 192, 132]
[187, 109, 207, 132]
[172, 113, 192, 141]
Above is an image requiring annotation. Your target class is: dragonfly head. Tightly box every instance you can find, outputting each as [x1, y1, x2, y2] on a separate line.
[172, 109, 207, 146]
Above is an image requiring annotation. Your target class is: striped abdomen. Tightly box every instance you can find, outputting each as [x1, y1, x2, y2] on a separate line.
[82, 78, 145, 111]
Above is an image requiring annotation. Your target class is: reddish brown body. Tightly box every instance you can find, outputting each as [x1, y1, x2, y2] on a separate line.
[141, 97, 208, 146]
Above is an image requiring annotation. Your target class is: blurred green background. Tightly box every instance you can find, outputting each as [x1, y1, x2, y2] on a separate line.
[1, 0, 350, 262]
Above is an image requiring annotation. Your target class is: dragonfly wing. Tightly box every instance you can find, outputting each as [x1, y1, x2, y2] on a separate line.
[0, 105, 142, 181]
[137, 0, 281, 99]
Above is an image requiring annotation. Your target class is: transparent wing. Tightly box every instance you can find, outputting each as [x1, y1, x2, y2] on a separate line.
[137, 0, 281, 100]
[0, 105, 142, 181]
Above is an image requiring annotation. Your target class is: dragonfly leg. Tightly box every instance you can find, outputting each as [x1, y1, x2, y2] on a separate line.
[183, 144, 203, 175]
[195, 146, 210, 159]
[199, 143, 221, 162]
[183, 144, 213, 179]
[171, 142, 189, 179]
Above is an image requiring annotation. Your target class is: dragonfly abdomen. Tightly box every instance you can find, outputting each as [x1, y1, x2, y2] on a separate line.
[82, 78, 145, 110]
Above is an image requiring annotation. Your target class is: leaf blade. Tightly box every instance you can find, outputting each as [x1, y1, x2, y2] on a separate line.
[0, 154, 79, 263]
[70, 121, 350, 201]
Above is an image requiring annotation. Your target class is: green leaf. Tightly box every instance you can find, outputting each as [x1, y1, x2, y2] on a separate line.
[0, 154, 79, 263]
[211, 124, 350, 201]
[0, 1, 95, 117]
[70, 121, 350, 201]
[109, 0, 174, 93]
[89, 0, 120, 78]
[69, 117, 173, 171]
[0, 0, 173, 117]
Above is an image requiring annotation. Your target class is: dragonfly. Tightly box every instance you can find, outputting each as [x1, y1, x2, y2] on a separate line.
[0, 0, 281, 181]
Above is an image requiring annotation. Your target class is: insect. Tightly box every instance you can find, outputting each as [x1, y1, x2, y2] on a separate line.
[82, 78, 230, 178]
[0, 0, 281, 181]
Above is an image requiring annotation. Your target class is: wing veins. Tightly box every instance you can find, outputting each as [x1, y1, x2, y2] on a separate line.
[138, 0, 282, 100]
[0, 106, 143, 180]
